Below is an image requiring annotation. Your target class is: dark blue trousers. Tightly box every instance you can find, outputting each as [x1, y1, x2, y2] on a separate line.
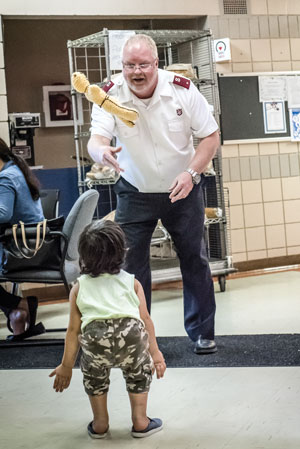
[114, 177, 216, 342]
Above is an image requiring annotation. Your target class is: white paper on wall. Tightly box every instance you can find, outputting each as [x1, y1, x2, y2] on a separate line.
[214, 38, 231, 62]
[108, 30, 136, 70]
[263, 101, 286, 134]
[259, 76, 287, 102]
[286, 76, 300, 108]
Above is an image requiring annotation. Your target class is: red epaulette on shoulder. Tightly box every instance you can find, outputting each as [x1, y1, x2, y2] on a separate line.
[173, 75, 190, 89]
[102, 80, 114, 93]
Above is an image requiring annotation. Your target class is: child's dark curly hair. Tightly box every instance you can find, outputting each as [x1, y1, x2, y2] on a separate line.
[78, 220, 126, 276]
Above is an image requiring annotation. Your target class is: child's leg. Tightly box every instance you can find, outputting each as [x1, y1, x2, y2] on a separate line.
[88, 393, 109, 434]
[117, 318, 153, 430]
[79, 321, 113, 435]
[128, 392, 149, 431]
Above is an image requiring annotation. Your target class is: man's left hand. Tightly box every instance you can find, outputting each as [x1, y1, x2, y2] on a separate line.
[168, 172, 193, 203]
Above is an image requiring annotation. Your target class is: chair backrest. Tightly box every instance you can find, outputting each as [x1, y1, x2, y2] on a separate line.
[40, 189, 60, 219]
[62, 189, 99, 262]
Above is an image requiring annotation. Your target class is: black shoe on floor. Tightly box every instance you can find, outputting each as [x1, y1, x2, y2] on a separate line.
[194, 336, 217, 354]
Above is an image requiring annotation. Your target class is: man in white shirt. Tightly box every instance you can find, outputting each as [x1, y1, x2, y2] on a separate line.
[88, 34, 220, 354]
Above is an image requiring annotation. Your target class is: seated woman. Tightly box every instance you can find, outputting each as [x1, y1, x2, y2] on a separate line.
[0, 138, 45, 341]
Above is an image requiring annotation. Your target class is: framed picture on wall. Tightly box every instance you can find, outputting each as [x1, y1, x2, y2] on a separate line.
[42, 85, 73, 127]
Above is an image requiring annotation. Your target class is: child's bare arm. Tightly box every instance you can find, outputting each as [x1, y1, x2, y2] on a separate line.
[135, 279, 166, 379]
[49, 283, 81, 392]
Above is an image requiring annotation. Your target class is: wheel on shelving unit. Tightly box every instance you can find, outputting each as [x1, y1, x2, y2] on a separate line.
[218, 275, 226, 292]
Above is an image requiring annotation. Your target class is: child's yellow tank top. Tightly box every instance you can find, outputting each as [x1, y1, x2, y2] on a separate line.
[76, 270, 141, 331]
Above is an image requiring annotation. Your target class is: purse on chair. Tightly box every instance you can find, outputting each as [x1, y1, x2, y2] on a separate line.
[1, 216, 65, 274]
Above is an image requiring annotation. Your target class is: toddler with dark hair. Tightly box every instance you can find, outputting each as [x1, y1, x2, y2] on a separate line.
[49, 220, 166, 439]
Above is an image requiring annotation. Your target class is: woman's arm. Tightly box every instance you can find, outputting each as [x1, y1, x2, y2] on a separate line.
[49, 283, 82, 392]
[0, 184, 15, 223]
[135, 279, 166, 379]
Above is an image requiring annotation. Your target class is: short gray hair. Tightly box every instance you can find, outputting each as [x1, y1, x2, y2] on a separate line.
[123, 34, 158, 59]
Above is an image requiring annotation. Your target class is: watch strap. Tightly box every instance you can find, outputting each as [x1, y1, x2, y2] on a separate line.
[185, 168, 201, 185]
[185, 168, 198, 177]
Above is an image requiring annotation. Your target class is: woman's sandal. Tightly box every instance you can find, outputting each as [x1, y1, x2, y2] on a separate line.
[26, 296, 38, 329]
[6, 322, 46, 342]
[6, 296, 46, 341]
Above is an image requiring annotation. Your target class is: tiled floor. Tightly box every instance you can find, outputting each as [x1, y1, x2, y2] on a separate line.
[1, 270, 300, 448]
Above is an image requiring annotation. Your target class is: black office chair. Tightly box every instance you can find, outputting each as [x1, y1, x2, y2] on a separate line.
[40, 189, 60, 219]
[0, 189, 99, 346]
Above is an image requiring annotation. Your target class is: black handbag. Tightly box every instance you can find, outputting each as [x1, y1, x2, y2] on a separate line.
[1, 216, 65, 274]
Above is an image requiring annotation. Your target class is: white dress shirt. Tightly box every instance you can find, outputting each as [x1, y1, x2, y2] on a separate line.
[90, 69, 218, 193]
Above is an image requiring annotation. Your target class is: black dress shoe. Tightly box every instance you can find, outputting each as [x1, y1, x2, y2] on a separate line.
[194, 336, 217, 354]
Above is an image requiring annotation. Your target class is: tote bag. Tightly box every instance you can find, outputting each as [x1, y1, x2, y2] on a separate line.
[1, 216, 65, 274]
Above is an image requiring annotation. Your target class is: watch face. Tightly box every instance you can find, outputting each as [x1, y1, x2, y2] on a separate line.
[193, 173, 201, 184]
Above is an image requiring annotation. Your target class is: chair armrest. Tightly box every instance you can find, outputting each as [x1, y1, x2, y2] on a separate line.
[49, 230, 69, 262]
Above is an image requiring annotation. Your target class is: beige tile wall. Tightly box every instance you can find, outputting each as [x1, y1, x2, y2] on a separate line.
[250, 0, 268, 15]
[211, 7, 300, 266]
[212, 10, 300, 73]
[251, 39, 272, 61]
[290, 38, 300, 59]
[223, 152, 300, 263]
[223, 141, 300, 263]
[250, 0, 300, 16]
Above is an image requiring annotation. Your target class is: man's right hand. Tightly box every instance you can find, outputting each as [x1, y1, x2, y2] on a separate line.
[88, 135, 124, 173]
[101, 145, 124, 173]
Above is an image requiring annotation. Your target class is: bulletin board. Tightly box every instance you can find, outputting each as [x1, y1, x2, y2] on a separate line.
[218, 72, 297, 144]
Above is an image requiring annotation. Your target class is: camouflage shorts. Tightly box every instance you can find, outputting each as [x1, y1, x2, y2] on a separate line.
[79, 317, 153, 396]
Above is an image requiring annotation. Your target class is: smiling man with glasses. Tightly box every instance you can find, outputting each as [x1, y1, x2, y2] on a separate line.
[88, 34, 220, 356]
[122, 39, 159, 100]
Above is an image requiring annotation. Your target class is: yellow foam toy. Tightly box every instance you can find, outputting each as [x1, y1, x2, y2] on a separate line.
[72, 72, 139, 127]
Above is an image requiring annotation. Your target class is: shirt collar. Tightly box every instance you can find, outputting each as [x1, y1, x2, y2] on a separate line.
[2, 160, 14, 171]
[150, 69, 173, 107]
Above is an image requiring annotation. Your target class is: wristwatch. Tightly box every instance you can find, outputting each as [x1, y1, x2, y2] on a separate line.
[185, 168, 201, 185]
